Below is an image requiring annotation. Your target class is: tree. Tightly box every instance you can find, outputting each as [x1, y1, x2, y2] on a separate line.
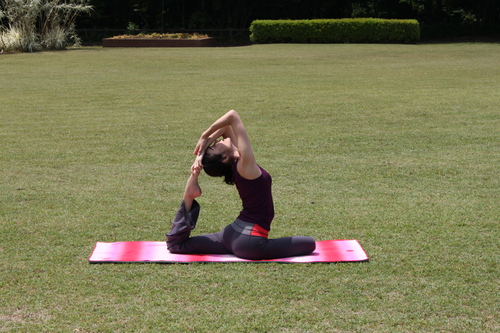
[74, 0, 500, 41]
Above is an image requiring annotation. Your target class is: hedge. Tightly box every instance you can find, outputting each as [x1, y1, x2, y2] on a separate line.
[249, 18, 420, 44]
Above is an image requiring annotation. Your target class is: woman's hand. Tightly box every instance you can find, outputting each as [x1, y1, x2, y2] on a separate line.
[190, 154, 204, 174]
[193, 112, 237, 156]
[193, 126, 228, 157]
[193, 133, 211, 157]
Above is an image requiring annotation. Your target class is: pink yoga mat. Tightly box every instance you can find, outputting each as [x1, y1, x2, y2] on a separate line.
[88, 240, 368, 263]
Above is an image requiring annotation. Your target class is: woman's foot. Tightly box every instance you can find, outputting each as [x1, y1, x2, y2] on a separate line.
[184, 172, 202, 200]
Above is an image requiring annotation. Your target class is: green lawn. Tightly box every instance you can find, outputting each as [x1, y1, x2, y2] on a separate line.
[1, 43, 499, 332]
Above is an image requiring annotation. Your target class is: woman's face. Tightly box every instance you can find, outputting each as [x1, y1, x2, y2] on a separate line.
[208, 137, 232, 156]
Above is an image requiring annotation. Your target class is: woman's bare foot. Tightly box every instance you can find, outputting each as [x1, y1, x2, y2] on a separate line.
[184, 172, 202, 200]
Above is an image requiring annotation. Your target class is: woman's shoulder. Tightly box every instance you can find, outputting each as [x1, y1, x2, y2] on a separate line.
[236, 156, 262, 180]
[234, 161, 268, 182]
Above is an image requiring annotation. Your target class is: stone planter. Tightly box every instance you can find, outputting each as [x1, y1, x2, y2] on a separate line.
[102, 37, 216, 48]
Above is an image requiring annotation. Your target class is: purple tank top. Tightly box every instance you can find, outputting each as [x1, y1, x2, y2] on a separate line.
[232, 161, 275, 231]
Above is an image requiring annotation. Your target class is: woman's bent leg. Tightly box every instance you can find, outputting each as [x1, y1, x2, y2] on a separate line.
[166, 200, 230, 254]
[261, 236, 316, 259]
[233, 235, 315, 260]
[170, 232, 230, 254]
[166, 200, 200, 251]
[224, 220, 316, 260]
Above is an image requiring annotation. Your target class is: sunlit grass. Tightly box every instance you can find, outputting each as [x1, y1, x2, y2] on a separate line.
[1, 43, 499, 332]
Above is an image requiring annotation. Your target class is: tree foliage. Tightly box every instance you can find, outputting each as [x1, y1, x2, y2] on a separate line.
[77, 0, 500, 32]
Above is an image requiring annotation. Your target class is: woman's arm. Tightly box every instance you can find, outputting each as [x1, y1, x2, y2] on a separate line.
[195, 110, 261, 180]
[206, 125, 238, 149]
[191, 125, 237, 174]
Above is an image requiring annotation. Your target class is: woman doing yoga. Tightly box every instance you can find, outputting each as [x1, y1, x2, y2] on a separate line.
[166, 110, 315, 260]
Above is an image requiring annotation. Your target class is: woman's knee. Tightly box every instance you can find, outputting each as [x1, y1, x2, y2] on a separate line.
[301, 236, 316, 254]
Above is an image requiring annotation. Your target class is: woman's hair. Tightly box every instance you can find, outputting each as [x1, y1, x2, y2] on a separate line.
[202, 151, 234, 185]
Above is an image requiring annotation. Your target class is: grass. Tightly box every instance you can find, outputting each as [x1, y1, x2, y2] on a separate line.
[1, 43, 499, 332]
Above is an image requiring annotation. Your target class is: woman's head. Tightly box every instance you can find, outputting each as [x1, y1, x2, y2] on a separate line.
[202, 151, 234, 185]
[201, 138, 237, 185]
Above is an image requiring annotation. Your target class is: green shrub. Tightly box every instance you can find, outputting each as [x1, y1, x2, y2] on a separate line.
[250, 18, 420, 44]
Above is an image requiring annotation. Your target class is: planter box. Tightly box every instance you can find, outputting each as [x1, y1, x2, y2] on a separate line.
[102, 37, 216, 48]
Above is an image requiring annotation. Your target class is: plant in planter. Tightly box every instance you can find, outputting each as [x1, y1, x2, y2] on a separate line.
[110, 32, 209, 40]
[102, 32, 216, 47]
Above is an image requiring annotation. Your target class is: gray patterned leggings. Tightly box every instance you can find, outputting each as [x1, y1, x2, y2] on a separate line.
[166, 200, 315, 260]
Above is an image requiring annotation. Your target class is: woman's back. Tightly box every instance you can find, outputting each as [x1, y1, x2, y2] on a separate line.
[233, 162, 274, 230]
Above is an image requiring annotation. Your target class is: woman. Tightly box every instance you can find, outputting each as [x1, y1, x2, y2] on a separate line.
[166, 110, 315, 260]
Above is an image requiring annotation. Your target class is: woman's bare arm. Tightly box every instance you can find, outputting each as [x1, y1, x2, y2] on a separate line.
[191, 125, 237, 173]
[194, 110, 260, 179]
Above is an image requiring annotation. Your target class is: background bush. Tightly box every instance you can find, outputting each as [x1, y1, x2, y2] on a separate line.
[250, 18, 420, 44]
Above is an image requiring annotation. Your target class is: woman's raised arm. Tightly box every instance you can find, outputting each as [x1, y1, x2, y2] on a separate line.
[195, 110, 260, 180]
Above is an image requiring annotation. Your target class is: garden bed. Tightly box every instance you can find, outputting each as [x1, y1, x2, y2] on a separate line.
[102, 33, 216, 48]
